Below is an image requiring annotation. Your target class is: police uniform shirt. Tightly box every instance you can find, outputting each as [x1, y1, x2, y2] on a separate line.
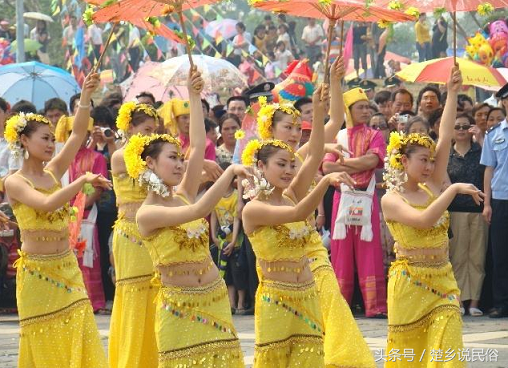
[480, 119, 508, 200]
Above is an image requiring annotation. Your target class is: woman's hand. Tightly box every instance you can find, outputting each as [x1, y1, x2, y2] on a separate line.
[452, 183, 485, 205]
[330, 56, 345, 82]
[203, 160, 223, 182]
[313, 83, 330, 113]
[230, 164, 254, 180]
[223, 242, 235, 256]
[324, 143, 351, 164]
[81, 73, 100, 101]
[447, 66, 462, 93]
[326, 172, 356, 190]
[83, 173, 112, 190]
[188, 66, 204, 95]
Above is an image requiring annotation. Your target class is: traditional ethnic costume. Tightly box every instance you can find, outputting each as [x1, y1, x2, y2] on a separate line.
[141, 194, 244, 367]
[13, 169, 107, 367]
[108, 173, 158, 367]
[287, 190, 375, 368]
[248, 220, 325, 367]
[69, 146, 108, 312]
[324, 88, 387, 317]
[385, 183, 464, 367]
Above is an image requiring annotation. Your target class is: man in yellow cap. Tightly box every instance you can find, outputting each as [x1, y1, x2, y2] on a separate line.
[322, 87, 388, 318]
[159, 98, 222, 181]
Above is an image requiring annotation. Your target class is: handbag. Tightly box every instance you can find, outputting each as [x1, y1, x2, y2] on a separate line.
[332, 129, 376, 242]
[80, 204, 98, 268]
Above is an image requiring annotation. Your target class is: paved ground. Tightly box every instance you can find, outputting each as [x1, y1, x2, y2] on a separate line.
[1, 312, 507, 367]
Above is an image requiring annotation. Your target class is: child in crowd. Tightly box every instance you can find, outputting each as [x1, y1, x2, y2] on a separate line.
[210, 162, 248, 314]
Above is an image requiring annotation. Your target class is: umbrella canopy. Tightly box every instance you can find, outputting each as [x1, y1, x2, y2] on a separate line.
[120, 61, 189, 102]
[23, 12, 54, 23]
[251, 0, 414, 21]
[396, 57, 507, 87]
[0, 61, 80, 110]
[374, 0, 508, 13]
[252, 0, 413, 81]
[10, 39, 42, 53]
[205, 19, 238, 40]
[149, 54, 248, 92]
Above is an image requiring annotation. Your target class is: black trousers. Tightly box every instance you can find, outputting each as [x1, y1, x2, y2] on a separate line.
[97, 210, 117, 301]
[491, 199, 508, 309]
[244, 235, 258, 305]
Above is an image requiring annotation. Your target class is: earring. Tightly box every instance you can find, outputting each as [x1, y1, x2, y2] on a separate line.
[24, 149, 29, 160]
[253, 167, 274, 199]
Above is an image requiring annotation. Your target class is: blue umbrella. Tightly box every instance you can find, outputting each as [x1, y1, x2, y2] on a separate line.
[0, 61, 80, 110]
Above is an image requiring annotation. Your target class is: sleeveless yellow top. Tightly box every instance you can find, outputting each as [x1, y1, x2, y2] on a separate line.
[386, 183, 449, 250]
[112, 173, 147, 206]
[12, 170, 70, 233]
[248, 220, 312, 263]
[141, 195, 210, 267]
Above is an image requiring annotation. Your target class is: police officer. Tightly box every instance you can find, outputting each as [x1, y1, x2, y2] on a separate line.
[480, 82, 508, 318]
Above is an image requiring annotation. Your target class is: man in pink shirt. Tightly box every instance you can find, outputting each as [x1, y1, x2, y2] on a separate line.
[322, 87, 387, 318]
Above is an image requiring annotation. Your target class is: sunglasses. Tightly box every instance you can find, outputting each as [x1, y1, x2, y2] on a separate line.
[454, 124, 471, 131]
[372, 124, 388, 130]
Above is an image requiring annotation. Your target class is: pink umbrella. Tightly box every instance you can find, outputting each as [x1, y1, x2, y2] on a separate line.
[205, 18, 238, 40]
[120, 61, 188, 102]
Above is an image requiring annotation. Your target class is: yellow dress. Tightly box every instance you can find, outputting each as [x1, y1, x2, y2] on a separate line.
[284, 193, 375, 368]
[307, 231, 376, 368]
[385, 184, 464, 367]
[141, 195, 244, 367]
[109, 173, 158, 368]
[13, 170, 107, 368]
[248, 221, 325, 368]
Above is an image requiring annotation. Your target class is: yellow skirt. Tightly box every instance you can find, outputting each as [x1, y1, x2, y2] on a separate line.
[386, 260, 464, 368]
[15, 249, 107, 368]
[109, 219, 158, 368]
[255, 278, 325, 368]
[156, 276, 244, 367]
[308, 231, 376, 368]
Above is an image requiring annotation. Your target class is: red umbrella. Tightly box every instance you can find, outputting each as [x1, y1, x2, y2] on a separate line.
[87, 0, 224, 69]
[251, 0, 413, 81]
[374, 0, 508, 62]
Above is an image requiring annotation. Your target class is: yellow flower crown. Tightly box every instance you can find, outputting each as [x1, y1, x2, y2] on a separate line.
[386, 132, 436, 170]
[257, 96, 301, 140]
[124, 133, 182, 180]
[5, 113, 51, 156]
[241, 138, 295, 166]
[116, 102, 159, 132]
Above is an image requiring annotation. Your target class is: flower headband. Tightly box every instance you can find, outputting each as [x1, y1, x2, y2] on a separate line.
[384, 132, 436, 191]
[257, 96, 301, 140]
[241, 138, 295, 167]
[124, 133, 182, 181]
[116, 102, 159, 133]
[5, 113, 51, 157]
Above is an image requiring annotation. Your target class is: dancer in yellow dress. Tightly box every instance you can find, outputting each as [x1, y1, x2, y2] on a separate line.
[108, 100, 160, 367]
[242, 83, 357, 367]
[131, 68, 245, 367]
[5, 73, 110, 367]
[381, 67, 481, 367]
[256, 57, 375, 367]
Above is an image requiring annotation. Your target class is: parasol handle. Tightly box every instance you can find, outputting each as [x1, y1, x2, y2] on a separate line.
[92, 22, 118, 74]
[452, 11, 457, 65]
[339, 20, 345, 58]
[323, 18, 337, 84]
[177, 8, 195, 69]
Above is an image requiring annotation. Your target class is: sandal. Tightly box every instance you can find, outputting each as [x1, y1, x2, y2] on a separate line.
[96, 308, 112, 315]
[469, 307, 483, 317]
[235, 308, 248, 315]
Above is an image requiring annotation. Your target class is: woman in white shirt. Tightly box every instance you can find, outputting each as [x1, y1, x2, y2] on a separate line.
[276, 23, 291, 50]
[274, 40, 294, 71]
